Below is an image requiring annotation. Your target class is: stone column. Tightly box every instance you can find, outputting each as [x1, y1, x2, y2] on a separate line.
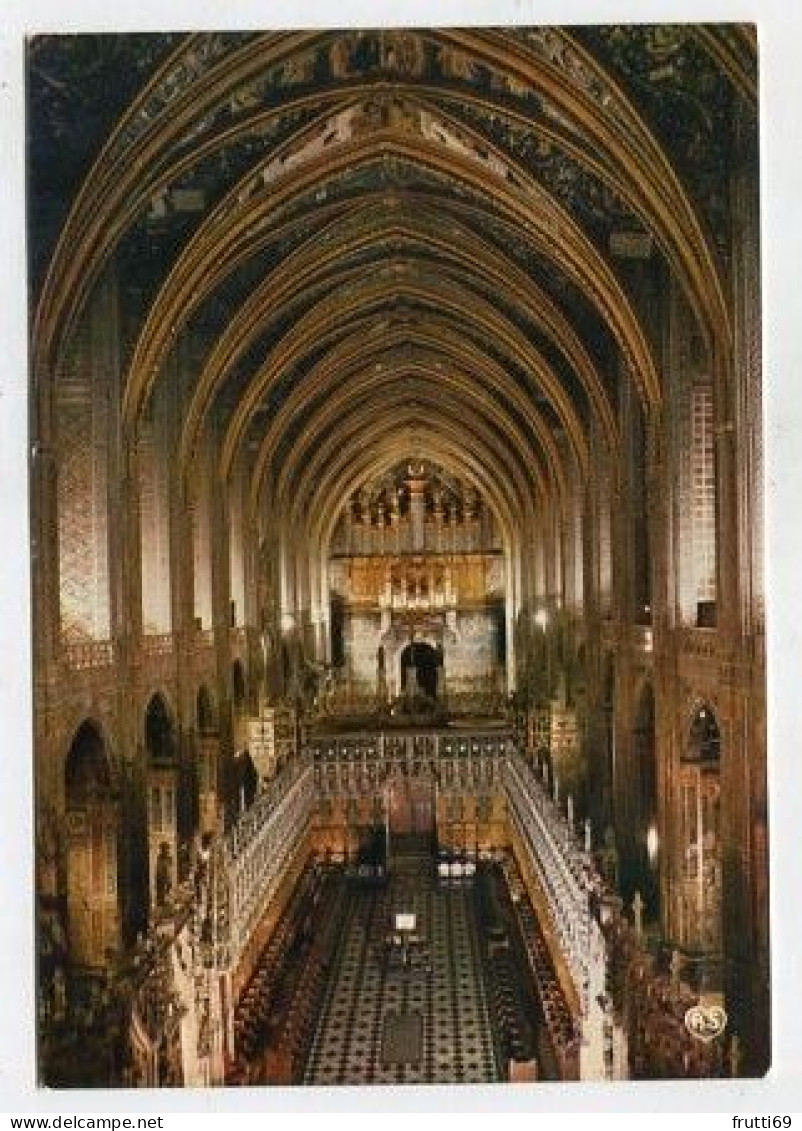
[407, 465, 426, 552]
[722, 101, 766, 1074]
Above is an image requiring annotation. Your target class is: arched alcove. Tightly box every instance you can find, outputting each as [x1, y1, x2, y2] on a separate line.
[677, 704, 723, 960]
[235, 750, 259, 813]
[145, 693, 176, 764]
[634, 682, 657, 828]
[232, 659, 247, 718]
[572, 643, 587, 706]
[280, 645, 292, 696]
[63, 721, 119, 969]
[65, 721, 111, 796]
[688, 705, 721, 762]
[196, 685, 216, 735]
[144, 693, 179, 911]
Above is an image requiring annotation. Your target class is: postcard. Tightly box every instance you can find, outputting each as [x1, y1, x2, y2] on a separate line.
[19, 15, 776, 1105]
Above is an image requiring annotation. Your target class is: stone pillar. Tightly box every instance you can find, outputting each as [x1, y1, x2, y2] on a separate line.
[30, 435, 60, 674]
[407, 466, 426, 552]
[345, 496, 355, 555]
[117, 435, 148, 942]
[722, 101, 767, 1074]
[390, 491, 401, 554]
[504, 551, 516, 694]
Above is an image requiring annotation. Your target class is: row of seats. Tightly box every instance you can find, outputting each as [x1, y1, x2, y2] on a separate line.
[437, 850, 477, 883]
[513, 885, 580, 1080]
[485, 948, 537, 1068]
[263, 882, 349, 1083]
[475, 866, 539, 1076]
[228, 862, 332, 1077]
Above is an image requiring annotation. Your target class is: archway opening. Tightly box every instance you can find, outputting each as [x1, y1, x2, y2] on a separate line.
[235, 750, 259, 813]
[145, 694, 176, 764]
[400, 641, 440, 701]
[232, 660, 247, 716]
[688, 706, 721, 762]
[330, 593, 346, 669]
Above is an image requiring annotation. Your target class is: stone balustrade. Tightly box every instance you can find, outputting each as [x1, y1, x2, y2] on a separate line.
[680, 627, 718, 659]
[309, 731, 511, 796]
[62, 639, 115, 670]
[221, 757, 315, 970]
[141, 632, 175, 658]
[194, 628, 216, 650]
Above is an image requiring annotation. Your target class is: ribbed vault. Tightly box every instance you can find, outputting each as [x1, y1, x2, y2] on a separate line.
[29, 25, 757, 680]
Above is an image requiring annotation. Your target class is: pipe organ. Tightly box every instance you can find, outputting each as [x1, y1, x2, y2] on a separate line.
[335, 462, 498, 560]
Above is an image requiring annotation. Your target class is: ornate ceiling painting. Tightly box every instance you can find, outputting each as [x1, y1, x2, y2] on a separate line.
[30, 26, 755, 520]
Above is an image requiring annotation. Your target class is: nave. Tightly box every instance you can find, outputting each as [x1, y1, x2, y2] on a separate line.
[303, 849, 501, 1086]
[99, 727, 728, 1090]
[28, 26, 765, 1087]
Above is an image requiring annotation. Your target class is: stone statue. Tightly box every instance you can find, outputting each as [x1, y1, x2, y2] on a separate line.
[670, 947, 682, 988]
[155, 841, 173, 908]
[600, 826, 619, 888]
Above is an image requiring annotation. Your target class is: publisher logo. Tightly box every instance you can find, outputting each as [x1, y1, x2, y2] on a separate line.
[685, 1003, 728, 1042]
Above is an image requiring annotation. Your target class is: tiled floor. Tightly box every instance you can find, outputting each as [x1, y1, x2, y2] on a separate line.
[304, 854, 500, 1085]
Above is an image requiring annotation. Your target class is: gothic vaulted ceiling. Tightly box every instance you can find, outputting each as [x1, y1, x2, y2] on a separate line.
[28, 26, 757, 544]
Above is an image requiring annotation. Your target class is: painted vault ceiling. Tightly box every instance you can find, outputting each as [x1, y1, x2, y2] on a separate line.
[29, 26, 757, 544]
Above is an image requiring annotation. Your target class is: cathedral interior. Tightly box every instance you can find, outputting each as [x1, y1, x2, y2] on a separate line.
[27, 26, 766, 1088]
